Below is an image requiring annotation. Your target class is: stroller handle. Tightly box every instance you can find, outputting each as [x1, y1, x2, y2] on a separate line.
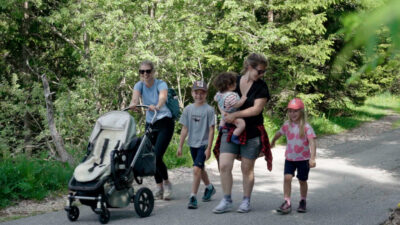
[122, 105, 148, 111]
[122, 105, 158, 124]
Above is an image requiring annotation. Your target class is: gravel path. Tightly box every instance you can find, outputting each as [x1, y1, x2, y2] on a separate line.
[1, 113, 399, 222]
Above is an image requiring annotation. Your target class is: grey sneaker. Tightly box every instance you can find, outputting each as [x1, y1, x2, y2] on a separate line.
[202, 185, 216, 202]
[237, 200, 251, 213]
[163, 183, 172, 200]
[188, 196, 198, 209]
[212, 198, 233, 214]
[154, 189, 163, 200]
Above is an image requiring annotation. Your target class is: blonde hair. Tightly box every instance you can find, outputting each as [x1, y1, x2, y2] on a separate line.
[288, 109, 307, 138]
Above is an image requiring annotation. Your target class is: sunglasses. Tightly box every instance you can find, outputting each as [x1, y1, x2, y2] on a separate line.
[256, 69, 266, 75]
[139, 69, 152, 74]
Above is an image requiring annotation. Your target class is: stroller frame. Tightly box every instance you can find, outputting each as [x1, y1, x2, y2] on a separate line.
[65, 105, 157, 224]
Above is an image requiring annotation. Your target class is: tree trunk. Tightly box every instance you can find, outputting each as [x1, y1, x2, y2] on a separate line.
[41, 74, 74, 165]
[268, 10, 274, 23]
[22, 1, 33, 156]
[268, 0, 274, 23]
[148, 2, 157, 18]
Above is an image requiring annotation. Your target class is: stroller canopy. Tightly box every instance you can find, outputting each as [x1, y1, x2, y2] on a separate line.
[89, 111, 136, 150]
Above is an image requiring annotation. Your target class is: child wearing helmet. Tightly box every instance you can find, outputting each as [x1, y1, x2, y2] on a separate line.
[270, 98, 317, 214]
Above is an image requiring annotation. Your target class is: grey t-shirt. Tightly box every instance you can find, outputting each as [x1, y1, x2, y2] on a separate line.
[179, 103, 215, 148]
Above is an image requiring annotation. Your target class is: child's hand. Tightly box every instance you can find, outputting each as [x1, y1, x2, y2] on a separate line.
[205, 148, 211, 160]
[176, 147, 182, 157]
[309, 159, 316, 168]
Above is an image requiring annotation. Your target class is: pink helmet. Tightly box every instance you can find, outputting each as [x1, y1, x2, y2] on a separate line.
[287, 98, 304, 110]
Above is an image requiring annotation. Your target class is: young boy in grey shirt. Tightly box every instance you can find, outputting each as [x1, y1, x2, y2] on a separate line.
[177, 80, 216, 209]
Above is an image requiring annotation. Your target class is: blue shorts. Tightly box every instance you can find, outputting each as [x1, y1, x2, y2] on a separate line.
[190, 145, 207, 169]
[284, 159, 310, 181]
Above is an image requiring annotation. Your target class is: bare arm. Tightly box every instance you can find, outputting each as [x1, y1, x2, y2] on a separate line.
[308, 137, 317, 168]
[129, 90, 141, 110]
[149, 89, 168, 111]
[177, 125, 188, 157]
[224, 98, 267, 123]
[270, 132, 282, 148]
[205, 125, 215, 160]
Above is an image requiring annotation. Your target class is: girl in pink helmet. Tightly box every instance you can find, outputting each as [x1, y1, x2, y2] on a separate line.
[270, 98, 317, 214]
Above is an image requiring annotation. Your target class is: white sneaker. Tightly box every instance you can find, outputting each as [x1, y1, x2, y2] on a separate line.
[212, 198, 233, 214]
[163, 183, 172, 200]
[237, 200, 251, 213]
[154, 189, 163, 200]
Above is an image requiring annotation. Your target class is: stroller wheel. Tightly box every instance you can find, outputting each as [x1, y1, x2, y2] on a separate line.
[67, 206, 80, 221]
[134, 187, 154, 217]
[99, 208, 110, 224]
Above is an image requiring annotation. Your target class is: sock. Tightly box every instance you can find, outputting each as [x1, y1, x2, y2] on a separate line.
[190, 193, 196, 198]
[242, 196, 250, 203]
[301, 196, 307, 201]
[284, 197, 291, 206]
[224, 195, 232, 203]
[207, 184, 213, 190]
[231, 135, 240, 144]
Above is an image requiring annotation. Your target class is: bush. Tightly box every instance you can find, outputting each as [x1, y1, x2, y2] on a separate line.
[0, 157, 73, 208]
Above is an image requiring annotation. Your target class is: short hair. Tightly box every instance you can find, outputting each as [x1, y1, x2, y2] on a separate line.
[139, 60, 155, 71]
[213, 72, 237, 92]
[241, 53, 268, 74]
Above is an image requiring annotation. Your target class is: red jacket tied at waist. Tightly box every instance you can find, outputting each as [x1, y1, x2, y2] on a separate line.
[213, 124, 273, 171]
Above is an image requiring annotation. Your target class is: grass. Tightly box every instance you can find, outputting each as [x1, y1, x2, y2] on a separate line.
[311, 93, 400, 135]
[0, 157, 73, 209]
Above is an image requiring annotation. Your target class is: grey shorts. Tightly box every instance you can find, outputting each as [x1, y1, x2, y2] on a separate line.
[220, 129, 261, 159]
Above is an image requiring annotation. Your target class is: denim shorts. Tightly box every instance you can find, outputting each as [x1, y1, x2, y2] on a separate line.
[219, 129, 261, 159]
[284, 159, 310, 181]
[190, 145, 207, 169]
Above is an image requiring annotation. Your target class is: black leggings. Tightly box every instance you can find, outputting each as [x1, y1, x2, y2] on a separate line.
[147, 117, 175, 184]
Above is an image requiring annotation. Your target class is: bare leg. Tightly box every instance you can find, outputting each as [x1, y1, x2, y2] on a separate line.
[191, 166, 202, 194]
[233, 118, 246, 136]
[241, 157, 256, 197]
[201, 169, 211, 186]
[219, 153, 236, 195]
[299, 180, 308, 198]
[284, 174, 293, 199]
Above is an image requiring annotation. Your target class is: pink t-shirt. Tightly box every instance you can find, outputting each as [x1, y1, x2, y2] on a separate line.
[278, 121, 316, 161]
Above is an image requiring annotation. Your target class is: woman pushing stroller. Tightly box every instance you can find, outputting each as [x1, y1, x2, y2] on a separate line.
[128, 60, 174, 200]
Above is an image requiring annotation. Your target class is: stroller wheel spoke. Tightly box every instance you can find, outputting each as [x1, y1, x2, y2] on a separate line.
[134, 187, 154, 217]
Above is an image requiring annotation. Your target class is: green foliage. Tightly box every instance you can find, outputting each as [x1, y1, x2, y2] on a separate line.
[164, 133, 193, 168]
[0, 157, 72, 208]
[1, 0, 399, 193]
[335, 0, 400, 84]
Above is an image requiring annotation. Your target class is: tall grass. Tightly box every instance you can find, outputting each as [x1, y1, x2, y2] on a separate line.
[0, 157, 72, 208]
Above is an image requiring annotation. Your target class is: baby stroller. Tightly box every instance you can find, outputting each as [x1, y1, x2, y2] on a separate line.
[65, 105, 157, 224]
